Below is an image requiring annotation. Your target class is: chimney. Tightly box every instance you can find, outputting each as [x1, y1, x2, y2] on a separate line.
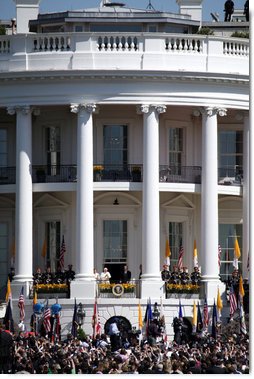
[176, 0, 203, 22]
[12, 0, 41, 34]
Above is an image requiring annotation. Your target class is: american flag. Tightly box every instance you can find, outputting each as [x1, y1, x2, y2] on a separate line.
[92, 297, 101, 339]
[177, 244, 184, 271]
[218, 244, 222, 268]
[203, 297, 209, 328]
[59, 235, 66, 271]
[43, 301, 51, 333]
[229, 285, 238, 318]
[18, 286, 25, 321]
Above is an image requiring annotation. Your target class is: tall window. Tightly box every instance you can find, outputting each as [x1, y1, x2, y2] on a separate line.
[218, 130, 243, 178]
[103, 220, 127, 264]
[46, 126, 60, 175]
[168, 222, 183, 266]
[168, 128, 183, 175]
[0, 129, 7, 167]
[45, 221, 61, 271]
[219, 224, 242, 282]
[103, 125, 128, 168]
[0, 223, 8, 298]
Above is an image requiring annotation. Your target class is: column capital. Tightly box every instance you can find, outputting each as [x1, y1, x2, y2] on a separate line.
[136, 104, 166, 115]
[70, 103, 99, 114]
[193, 106, 227, 117]
[7, 106, 40, 116]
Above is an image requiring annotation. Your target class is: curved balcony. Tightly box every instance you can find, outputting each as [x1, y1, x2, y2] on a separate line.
[0, 33, 249, 75]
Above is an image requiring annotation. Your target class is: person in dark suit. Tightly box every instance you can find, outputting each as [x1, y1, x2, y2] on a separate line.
[224, 0, 234, 22]
[121, 265, 131, 283]
[161, 264, 170, 281]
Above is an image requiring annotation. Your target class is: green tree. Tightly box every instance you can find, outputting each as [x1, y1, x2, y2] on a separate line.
[0, 25, 6, 35]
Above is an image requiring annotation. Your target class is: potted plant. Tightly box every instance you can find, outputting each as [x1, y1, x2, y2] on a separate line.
[132, 166, 141, 182]
[93, 165, 104, 181]
[36, 167, 46, 182]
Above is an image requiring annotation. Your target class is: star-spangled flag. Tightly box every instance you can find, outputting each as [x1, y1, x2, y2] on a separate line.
[18, 286, 25, 321]
[177, 243, 184, 271]
[43, 300, 51, 334]
[203, 297, 209, 329]
[229, 285, 238, 318]
[59, 235, 66, 271]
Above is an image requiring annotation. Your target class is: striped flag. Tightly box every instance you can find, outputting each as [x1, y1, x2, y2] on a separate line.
[92, 297, 101, 339]
[59, 235, 66, 271]
[18, 286, 25, 321]
[43, 300, 51, 334]
[193, 239, 198, 268]
[218, 244, 222, 268]
[203, 297, 209, 329]
[229, 285, 238, 318]
[216, 287, 223, 318]
[239, 302, 247, 335]
[165, 239, 171, 266]
[177, 243, 184, 271]
[233, 237, 241, 270]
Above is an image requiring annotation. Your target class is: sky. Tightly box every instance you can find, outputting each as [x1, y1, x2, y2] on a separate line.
[0, 0, 246, 22]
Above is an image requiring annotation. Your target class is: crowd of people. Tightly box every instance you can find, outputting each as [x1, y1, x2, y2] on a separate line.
[0, 318, 249, 374]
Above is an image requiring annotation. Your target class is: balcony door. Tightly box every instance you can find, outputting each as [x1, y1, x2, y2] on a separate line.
[46, 126, 60, 176]
[168, 127, 183, 175]
[103, 125, 128, 171]
[103, 220, 127, 281]
[43, 221, 61, 272]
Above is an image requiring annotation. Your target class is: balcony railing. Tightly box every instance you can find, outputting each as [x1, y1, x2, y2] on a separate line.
[0, 33, 249, 75]
[97, 279, 140, 298]
[0, 165, 243, 186]
[32, 165, 77, 183]
[218, 167, 243, 186]
[0, 167, 16, 184]
[159, 165, 201, 184]
[93, 164, 142, 182]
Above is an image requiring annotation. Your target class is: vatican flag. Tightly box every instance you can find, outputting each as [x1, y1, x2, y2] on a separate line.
[165, 238, 171, 266]
[193, 239, 198, 268]
[233, 237, 241, 270]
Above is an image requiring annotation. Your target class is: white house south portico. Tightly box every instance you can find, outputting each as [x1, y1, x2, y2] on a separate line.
[0, 0, 249, 339]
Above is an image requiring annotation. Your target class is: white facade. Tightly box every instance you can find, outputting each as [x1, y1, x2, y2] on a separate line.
[0, 0, 249, 338]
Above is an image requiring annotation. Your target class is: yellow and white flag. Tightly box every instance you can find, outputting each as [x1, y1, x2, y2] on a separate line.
[165, 238, 171, 266]
[233, 237, 241, 270]
[193, 239, 198, 268]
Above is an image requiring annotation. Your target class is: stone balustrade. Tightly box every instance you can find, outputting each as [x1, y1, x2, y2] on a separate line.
[0, 33, 249, 75]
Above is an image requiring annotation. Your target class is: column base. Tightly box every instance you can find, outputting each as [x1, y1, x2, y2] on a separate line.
[201, 277, 226, 303]
[70, 280, 96, 299]
[10, 280, 33, 300]
[141, 280, 165, 299]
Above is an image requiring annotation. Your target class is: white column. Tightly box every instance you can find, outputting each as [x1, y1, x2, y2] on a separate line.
[200, 107, 226, 299]
[137, 104, 166, 296]
[70, 103, 97, 281]
[7, 106, 34, 283]
[242, 113, 249, 279]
